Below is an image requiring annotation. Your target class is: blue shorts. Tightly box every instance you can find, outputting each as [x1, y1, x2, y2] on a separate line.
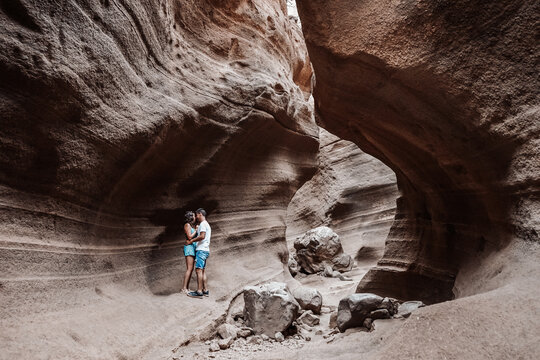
[195, 250, 209, 269]
[183, 242, 197, 257]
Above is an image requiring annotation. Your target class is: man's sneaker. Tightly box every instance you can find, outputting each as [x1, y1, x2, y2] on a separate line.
[203, 290, 209, 297]
[187, 291, 203, 298]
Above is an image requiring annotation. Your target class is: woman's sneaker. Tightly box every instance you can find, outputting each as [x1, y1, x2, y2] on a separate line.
[187, 291, 203, 298]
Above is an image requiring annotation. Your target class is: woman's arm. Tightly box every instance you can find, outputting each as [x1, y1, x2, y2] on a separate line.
[184, 223, 195, 242]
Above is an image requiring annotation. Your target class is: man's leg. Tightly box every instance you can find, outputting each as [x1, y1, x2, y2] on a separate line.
[196, 268, 204, 292]
[202, 269, 208, 292]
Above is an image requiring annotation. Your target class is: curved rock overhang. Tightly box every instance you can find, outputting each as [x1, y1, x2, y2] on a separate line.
[296, 0, 540, 304]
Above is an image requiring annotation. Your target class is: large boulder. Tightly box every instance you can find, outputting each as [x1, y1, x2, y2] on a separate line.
[337, 293, 386, 332]
[294, 226, 353, 273]
[243, 282, 299, 337]
[292, 286, 323, 314]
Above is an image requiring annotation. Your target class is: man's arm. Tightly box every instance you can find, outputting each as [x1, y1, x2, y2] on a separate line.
[187, 231, 205, 245]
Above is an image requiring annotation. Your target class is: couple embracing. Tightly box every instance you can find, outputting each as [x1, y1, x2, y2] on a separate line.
[181, 208, 211, 298]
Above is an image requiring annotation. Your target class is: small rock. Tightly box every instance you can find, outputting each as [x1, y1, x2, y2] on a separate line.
[305, 335, 311, 341]
[315, 329, 323, 335]
[209, 342, 220, 352]
[260, 334, 269, 341]
[378, 297, 400, 315]
[247, 335, 262, 345]
[292, 286, 323, 314]
[297, 310, 320, 327]
[205, 340, 211, 345]
[274, 332, 285, 342]
[237, 328, 253, 338]
[398, 301, 425, 318]
[329, 311, 338, 329]
[288, 255, 299, 277]
[218, 337, 234, 350]
[322, 265, 334, 277]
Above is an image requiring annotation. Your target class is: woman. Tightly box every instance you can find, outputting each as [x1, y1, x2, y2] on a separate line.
[181, 211, 198, 294]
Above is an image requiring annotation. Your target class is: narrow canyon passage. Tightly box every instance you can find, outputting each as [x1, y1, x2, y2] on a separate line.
[1, 0, 539, 359]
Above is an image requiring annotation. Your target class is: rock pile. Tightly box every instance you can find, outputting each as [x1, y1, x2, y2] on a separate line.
[208, 282, 324, 353]
[293, 226, 354, 274]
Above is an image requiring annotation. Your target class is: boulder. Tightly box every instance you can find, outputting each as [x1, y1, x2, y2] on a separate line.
[294, 227, 353, 274]
[398, 301, 426, 318]
[337, 293, 384, 332]
[243, 282, 299, 337]
[292, 286, 323, 314]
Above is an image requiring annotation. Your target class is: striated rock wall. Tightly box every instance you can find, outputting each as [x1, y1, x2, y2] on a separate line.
[286, 127, 398, 269]
[296, 0, 540, 357]
[296, 0, 539, 303]
[0, 0, 317, 358]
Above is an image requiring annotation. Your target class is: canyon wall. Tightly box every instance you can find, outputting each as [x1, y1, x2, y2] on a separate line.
[0, 0, 318, 358]
[297, 0, 539, 303]
[296, 0, 539, 357]
[286, 127, 398, 270]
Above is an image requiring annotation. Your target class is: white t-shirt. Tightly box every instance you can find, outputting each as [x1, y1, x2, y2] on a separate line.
[196, 220, 211, 252]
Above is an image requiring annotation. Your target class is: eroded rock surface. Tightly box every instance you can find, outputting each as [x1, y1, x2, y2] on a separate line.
[296, 0, 539, 302]
[287, 128, 398, 270]
[296, 0, 540, 357]
[0, 1, 317, 358]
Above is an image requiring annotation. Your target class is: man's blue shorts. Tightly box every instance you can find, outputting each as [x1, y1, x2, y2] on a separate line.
[195, 250, 209, 269]
[183, 243, 197, 257]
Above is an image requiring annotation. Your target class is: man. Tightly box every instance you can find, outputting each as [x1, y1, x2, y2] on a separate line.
[187, 208, 211, 298]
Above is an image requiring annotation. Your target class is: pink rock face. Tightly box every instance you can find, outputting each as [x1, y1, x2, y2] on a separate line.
[296, 0, 539, 303]
[0, 0, 317, 358]
[295, 0, 540, 358]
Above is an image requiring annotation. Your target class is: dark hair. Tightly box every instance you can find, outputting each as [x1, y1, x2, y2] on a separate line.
[184, 211, 195, 224]
[196, 208, 207, 217]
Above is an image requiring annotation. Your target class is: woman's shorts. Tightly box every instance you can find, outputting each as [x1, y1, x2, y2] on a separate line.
[183, 243, 197, 257]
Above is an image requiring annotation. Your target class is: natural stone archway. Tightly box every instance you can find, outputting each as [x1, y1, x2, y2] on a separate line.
[286, 127, 398, 273]
[0, 1, 317, 358]
[296, 0, 539, 304]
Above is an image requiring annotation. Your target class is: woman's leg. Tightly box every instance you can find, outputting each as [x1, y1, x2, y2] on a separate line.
[182, 256, 194, 291]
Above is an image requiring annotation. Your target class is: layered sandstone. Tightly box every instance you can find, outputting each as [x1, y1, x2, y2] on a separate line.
[0, 1, 317, 358]
[286, 128, 398, 269]
[296, 0, 539, 357]
[297, 0, 539, 302]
